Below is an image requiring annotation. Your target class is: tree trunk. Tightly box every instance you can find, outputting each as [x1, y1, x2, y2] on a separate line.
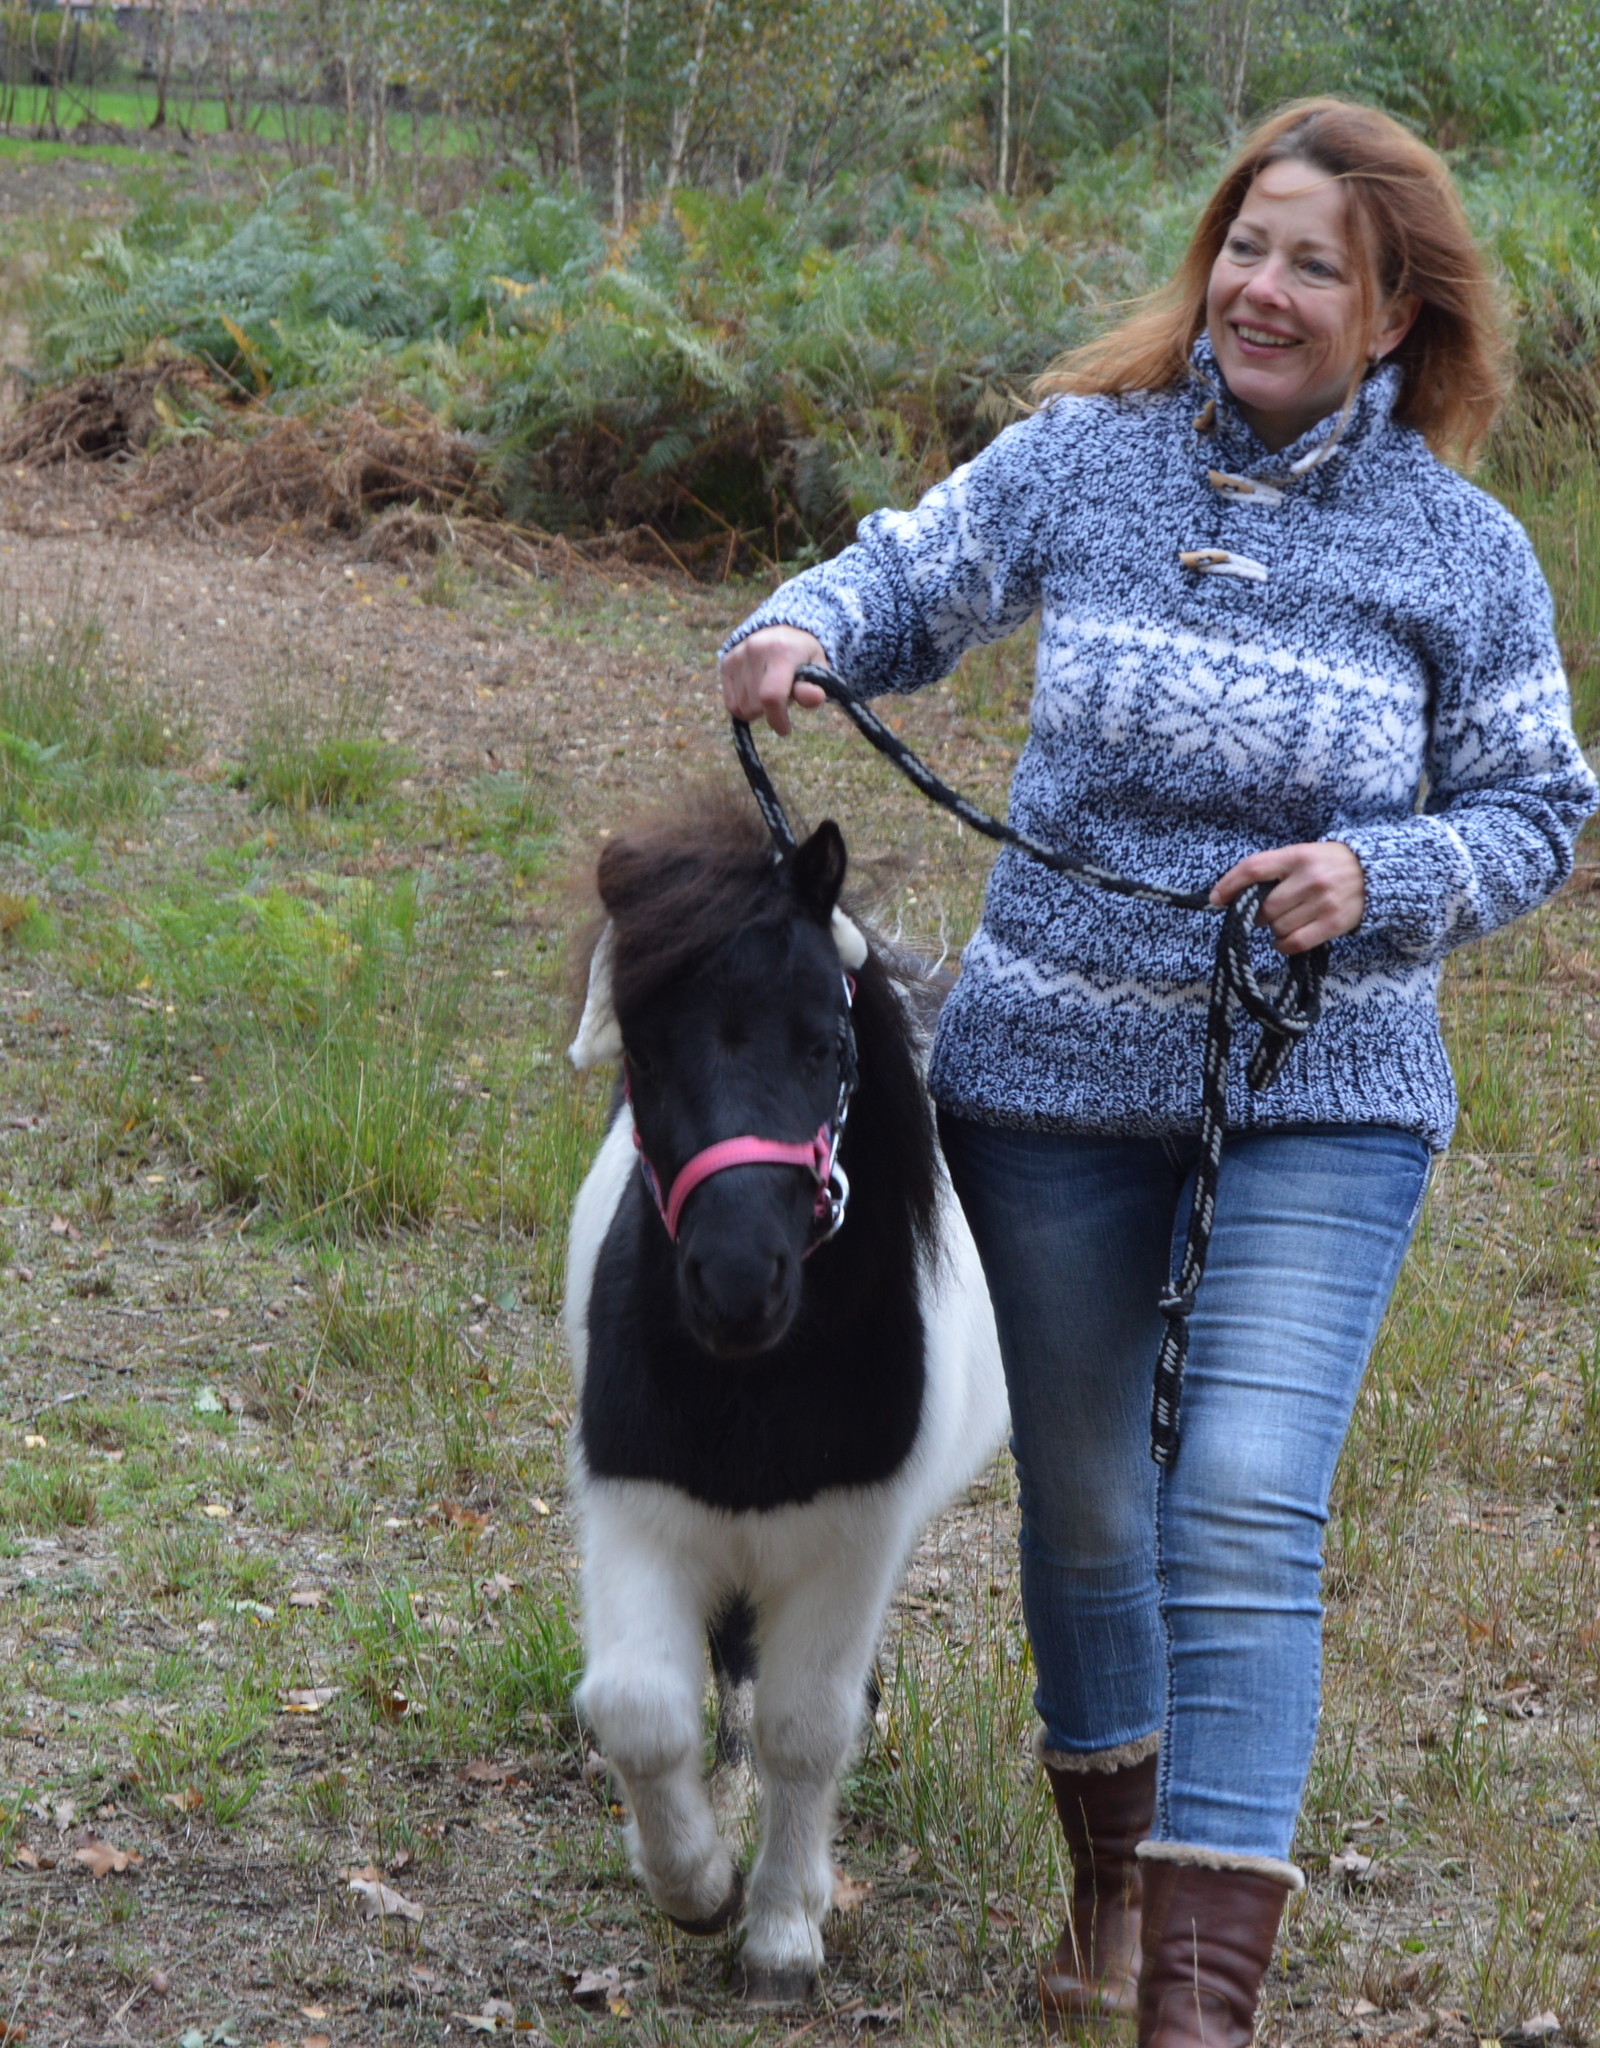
[997, 0, 1010, 196]
[611, 0, 631, 230]
[150, 0, 178, 131]
[561, 15, 582, 181]
[665, 0, 715, 192]
[767, 99, 793, 186]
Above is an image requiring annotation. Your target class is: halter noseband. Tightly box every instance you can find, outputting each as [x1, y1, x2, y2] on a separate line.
[627, 972, 858, 1256]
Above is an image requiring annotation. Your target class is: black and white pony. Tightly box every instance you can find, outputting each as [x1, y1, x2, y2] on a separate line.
[563, 797, 1007, 2002]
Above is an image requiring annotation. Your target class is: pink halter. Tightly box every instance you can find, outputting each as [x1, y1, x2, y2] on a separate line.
[639, 1123, 839, 1242]
[623, 973, 855, 1252]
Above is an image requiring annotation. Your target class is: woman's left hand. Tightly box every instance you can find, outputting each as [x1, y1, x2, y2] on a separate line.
[1210, 841, 1366, 954]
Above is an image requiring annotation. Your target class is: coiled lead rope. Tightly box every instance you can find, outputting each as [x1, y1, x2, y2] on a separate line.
[732, 662, 1328, 1467]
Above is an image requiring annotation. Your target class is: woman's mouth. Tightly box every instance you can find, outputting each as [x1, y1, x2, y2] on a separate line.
[1232, 323, 1299, 351]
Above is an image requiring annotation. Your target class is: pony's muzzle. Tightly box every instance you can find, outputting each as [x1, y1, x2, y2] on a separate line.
[676, 1178, 806, 1356]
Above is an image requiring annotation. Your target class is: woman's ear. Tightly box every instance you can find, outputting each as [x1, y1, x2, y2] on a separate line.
[1371, 290, 1421, 362]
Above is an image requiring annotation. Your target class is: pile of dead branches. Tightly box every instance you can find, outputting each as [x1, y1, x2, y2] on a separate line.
[132, 402, 492, 539]
[0, 363, 215, 465]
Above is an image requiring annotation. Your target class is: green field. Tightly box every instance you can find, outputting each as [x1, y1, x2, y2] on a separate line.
[0, 101, 1596, 2046]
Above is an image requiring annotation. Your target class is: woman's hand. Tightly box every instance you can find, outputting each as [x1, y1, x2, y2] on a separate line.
[720, 626, 829, 737]
[1210, 841, 1366, 954]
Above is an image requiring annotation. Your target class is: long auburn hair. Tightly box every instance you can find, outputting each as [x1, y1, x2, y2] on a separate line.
[1035, 99, 1510, 468]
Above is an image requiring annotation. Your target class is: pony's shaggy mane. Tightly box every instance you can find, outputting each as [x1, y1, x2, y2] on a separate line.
[588, 788, 942, 1264]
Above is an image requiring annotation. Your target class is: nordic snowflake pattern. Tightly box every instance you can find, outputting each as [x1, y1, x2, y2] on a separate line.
[727, 349, 1597, 1150]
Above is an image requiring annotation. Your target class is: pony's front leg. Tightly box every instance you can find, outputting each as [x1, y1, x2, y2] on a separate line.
[741, 1559, 893, 2003]
[576, 1507, 741, 1934]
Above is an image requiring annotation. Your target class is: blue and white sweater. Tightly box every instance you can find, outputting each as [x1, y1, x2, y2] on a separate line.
[726, 342, 1598, 1149]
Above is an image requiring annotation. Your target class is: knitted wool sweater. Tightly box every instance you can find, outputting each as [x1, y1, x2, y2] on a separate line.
[725, 342, 1599, 1149]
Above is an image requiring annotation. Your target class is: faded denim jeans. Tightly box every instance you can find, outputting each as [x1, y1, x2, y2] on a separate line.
[938, 1114, 1431, 1862]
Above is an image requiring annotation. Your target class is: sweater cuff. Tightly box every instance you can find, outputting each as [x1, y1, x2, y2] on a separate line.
[719, 596, 848, 678]
[1334, 820, 1458, 962]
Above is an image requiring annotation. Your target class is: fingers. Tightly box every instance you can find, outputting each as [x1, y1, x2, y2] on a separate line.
[719, 628, 827, 736]
[1210, 843, 1366, 953]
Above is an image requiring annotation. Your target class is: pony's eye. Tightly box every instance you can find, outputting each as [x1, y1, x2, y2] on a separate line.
[802, 1037, 833, 1072]
[627, 1044, 654, 1078]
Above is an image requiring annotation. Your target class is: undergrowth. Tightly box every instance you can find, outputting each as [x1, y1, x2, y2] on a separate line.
[27, 144, 1600, 564]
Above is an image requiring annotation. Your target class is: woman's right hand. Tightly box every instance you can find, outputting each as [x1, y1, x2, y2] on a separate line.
[720, 626, 829, 737]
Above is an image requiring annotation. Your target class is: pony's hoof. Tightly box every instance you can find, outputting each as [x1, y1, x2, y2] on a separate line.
[667, 1866, 744, 1937]
[739, 1962, 819, 2007]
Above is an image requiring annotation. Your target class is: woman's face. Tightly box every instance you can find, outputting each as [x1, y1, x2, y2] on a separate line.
[1205, 158, 1417, 451]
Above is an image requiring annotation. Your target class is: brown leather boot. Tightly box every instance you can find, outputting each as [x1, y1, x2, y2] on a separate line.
[1038, 1748, 1158, 2024]
[1136, 1852, 1299, 2048]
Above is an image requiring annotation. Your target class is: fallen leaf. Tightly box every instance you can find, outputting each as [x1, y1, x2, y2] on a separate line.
[432, 1498, 493, 1535]
[609, 1996, 632, 2018]
[1510, 2019, 1561, 2045]
[302, 2036, 331, 2048]
[348, 1874, 424, 1923]
[390, 1846, 413, 1872]
[463, 1760, 524, 1789]
[49, 1214, 80, 1240]
[298, 2008, 328, 2022]
[12, 1845, 41, 1870]
[192, 1386, 225, 1414]
[530, 1497, 551, 1517]
[832, 1868, 874, 1911]
[73, 1835, 142, 1876]
[201, 1502, 231, 1519]
[22, 1434, 45, 1449]
[845, 2007, 902, 2030]
[51, 1796, 77, 1832]
[160, 1788, 203, 1813]
[0, 2021, 24, 2044]
[280, 1687, 337, 1714]
[452, 2020, 500, 2036]
[361, 1679, 416, 1721]
[566, 1967, 622, 2008]
[1329, 1846, 1375, 1882]
[479, 1572, 519, 1601]
[288, 1588, 327, 1609]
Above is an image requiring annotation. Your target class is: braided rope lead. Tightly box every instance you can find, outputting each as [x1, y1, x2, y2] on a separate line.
[731, 664, 1327, 1468]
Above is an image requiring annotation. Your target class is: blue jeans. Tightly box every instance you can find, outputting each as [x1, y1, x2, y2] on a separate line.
[938, 1113, 1431, 1862]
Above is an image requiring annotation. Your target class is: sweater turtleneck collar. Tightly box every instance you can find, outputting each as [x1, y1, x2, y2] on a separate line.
[1185, 328, 1403, 483]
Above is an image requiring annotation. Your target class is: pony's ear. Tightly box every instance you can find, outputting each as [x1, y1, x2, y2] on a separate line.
[569, 921, 623, 1069]
[791, 819, 848, 924]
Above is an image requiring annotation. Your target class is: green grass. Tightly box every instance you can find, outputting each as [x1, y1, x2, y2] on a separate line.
[0, 610, 184, 849]
[0, 81, 470, 156]
[0, 456, 1592, 2042]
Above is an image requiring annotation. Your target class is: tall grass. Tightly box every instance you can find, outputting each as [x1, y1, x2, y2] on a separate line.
[0, 610, 180, 847]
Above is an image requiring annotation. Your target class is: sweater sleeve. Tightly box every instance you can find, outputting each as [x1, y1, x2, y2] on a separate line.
[1336, 512, 1598, 963]
[721, 404, 1075, 696]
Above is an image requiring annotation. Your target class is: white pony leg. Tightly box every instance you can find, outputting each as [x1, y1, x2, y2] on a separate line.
[576, 1515, 739, 1932]
[741, 1548, 899, 2000]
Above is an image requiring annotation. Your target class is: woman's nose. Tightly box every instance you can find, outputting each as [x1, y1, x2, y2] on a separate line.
[1241, 259, 1292, 306]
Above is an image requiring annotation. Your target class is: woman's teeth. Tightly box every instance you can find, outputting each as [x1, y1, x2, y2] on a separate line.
[1235, 326, 1296, 347]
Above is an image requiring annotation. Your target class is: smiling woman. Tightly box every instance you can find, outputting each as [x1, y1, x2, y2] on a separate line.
[717, 95, 1597, 2048]
[1204, 160, 1419, 450]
